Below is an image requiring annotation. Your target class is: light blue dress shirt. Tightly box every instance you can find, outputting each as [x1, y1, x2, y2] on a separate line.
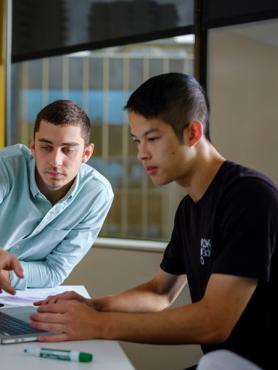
[0, 144, 114, 289]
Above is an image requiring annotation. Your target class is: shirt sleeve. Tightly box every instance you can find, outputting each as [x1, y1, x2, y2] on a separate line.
[212, 178, 277, 282]
[0, 158, 10, 204]
[10, 189, 114, 289]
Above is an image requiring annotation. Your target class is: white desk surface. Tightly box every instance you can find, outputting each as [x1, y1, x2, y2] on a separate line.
[0, 339, 135, 370]
[0, 286, 135, 370]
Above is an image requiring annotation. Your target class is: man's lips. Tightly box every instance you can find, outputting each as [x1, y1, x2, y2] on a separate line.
[46, 171, 65, 178]
[146, 166, 158, 175]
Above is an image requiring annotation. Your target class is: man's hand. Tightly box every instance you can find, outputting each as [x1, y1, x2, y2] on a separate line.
[0, 248, 24, 294]
[1, 270, 11, 290]
[34, 290, 92, 307]
[30, 300, 102, 342]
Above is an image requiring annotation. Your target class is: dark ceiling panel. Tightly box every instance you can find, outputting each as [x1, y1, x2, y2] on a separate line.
[204, 0, 278, 28]
[12, 0, 193, 62]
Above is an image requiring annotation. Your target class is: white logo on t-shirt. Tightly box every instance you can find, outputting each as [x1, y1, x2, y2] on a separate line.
[200, 238, 211, 265]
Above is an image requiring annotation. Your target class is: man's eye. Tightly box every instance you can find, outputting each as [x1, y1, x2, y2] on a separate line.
[63, 148, 75, 155]
[40, 146, 51, 152]
[148, 137, 159, 141]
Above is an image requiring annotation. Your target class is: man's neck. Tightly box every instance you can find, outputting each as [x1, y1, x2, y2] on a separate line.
[35, 172, 74, 205]
[184, 143, 225, 203]
[43, 186, 71, 205]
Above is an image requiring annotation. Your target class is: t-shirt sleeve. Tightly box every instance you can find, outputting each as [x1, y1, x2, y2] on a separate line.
[212, 178, 278, 282]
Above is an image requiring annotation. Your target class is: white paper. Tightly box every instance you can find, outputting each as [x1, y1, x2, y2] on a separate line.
[0, 285, 89, 308]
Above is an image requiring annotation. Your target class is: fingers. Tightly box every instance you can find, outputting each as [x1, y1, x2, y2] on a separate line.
[36, 302, 68, 314]
[31, 310, 68, 335]
[34, 292, 69, 306]
[31, 305, 74, 342]
[0, 249, 23, 293]
[38, 333, 68, 342]
[30, 301, 97, 342]
[10, 257, 24, 279]
[34, 295, 60, 306]
[31, 312, 63, 323]
[34, 291, 85, 306]
[33, 300, 45, 306]
[0, 250, 23, 277]
[3, 284, 16, 295]
[0, 273, 16, 295]
[31, 319, 68, 341]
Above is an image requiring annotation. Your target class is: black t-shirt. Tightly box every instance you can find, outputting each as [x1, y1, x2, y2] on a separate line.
[160, 161, 278, 370]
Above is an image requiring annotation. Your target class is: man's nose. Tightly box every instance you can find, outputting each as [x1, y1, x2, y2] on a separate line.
[50, 149, 63, 166]
[137, 143, 150, 161]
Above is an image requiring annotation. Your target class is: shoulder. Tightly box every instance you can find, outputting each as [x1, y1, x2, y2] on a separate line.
[0, 145, 32, 190]
[221, 161, 278, 203]
[0, 144, 32, 174]
[216, 162, 278, 227]
[0, 144, 32, 161]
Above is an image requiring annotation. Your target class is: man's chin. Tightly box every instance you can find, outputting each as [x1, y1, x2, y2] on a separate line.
[45, 182, 64, 191]
[150, 177, 171, 186]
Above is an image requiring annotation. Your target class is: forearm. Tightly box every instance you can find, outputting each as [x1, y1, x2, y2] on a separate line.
[33, 299, 220, 344]
[10, 260, 65, 289]
[95, 275, 257, 345]
[92, 282, 172, 313]
[97, 302, 222, 345]
[92, 271, 187, 313]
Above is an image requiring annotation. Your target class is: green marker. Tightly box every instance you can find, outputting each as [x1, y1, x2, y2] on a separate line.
[24, 348, 93, 362]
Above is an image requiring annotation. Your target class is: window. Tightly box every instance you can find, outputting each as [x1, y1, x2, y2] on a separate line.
[10, 36, 194, 240]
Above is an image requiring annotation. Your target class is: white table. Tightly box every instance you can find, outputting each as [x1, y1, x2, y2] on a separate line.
[0, 286, 135, 370]
[0, 339, 135, 369]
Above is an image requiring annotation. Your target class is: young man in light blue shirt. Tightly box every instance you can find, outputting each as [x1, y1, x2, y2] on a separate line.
[0, 100, 113, 289]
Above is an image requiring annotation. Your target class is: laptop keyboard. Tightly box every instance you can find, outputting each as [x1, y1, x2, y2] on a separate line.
[0, 311, 40, 335]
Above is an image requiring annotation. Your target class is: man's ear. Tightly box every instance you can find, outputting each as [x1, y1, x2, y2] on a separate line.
[184, 120, 203, 146]
[29, 136, 35, 156]
[82, 143, 94, 163]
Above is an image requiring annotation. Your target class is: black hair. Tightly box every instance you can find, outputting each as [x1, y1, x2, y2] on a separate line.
[34, 100, 91, 145]
[125, 73, 210, 141]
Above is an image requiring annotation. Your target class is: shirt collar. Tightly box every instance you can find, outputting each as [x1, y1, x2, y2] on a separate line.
[62, 172, 79, 201]
[29, 158, 40, 198]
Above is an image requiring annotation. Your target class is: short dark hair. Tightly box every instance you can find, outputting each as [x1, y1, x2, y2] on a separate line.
[34, 100, 91, 145]
[124, 73, 210, 141]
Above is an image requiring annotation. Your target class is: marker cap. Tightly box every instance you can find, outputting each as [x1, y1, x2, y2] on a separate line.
[79, 352, 93, 362]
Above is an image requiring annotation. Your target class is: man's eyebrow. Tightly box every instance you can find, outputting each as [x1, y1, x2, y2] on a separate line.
[130, 128, 161, 138]
[37, 139, 80, 146]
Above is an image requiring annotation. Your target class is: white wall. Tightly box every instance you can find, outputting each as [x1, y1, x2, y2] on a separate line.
[208, 24, 278, 183]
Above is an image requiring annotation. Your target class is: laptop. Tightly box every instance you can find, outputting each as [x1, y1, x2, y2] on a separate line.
[0, 306, 50, 344]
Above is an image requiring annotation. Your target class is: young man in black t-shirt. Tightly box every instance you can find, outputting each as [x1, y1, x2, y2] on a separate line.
[31, 73, 277, 370]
